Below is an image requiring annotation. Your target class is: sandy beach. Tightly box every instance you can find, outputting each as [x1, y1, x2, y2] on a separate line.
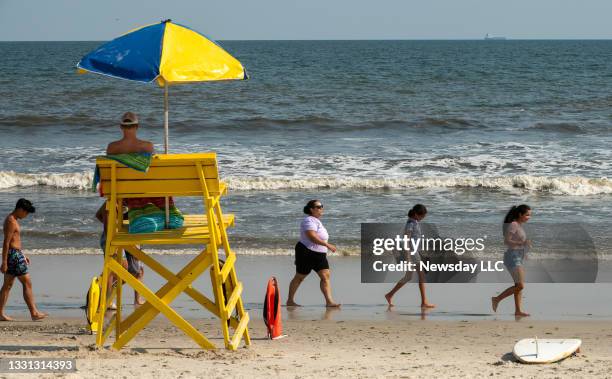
[0, 317, 610, 378]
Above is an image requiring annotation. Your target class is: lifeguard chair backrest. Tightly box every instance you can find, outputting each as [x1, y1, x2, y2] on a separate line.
[96, 153, 223, 198]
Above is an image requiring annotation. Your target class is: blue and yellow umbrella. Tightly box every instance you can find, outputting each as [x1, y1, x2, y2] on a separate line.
[77, 19, 248, 152]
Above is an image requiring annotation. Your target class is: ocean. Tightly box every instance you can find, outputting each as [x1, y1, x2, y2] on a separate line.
[1, 40, 611, 259]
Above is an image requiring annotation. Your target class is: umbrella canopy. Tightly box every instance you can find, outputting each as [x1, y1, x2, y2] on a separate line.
[77, 19, 248, 154]
[78, 19, 247, 226]
[77, 19, 247, 86]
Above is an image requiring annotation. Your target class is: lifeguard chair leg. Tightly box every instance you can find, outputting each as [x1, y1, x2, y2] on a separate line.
[97, 246, 122, 346]
[205, 204, 232, 349]
[96, 258, 110, 346]
[115, 251, 122, 338]
[229, 268, 251, 346]
[213, 203, 251, 348]
[210, 264, 231, 348]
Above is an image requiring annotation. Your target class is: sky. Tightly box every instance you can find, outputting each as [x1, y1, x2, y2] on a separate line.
[1, 0, 612, 41]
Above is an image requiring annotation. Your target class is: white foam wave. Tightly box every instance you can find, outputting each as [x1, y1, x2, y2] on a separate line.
[0, 171, 92, 190]
[1, 170, 611, 196]
[227, 175, 612, 196]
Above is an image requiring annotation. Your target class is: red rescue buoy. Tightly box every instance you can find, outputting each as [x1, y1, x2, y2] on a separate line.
[263, 276, 283, 339]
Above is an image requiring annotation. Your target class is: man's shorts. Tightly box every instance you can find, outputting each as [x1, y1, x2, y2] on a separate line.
[295, 242, 329, 275]
[7, 248, 28, 277]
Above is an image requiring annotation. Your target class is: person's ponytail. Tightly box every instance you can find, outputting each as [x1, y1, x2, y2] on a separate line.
[407, 204, 427, 218]
[503, 206, 518, 224]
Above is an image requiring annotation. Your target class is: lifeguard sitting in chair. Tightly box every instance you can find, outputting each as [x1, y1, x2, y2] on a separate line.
[93, 148, 250, 351]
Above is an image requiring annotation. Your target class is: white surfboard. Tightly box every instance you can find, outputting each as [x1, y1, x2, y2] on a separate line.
[513, 338, 581, 364]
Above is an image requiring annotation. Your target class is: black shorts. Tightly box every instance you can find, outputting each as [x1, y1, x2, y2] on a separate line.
[295, 242, 329, 275]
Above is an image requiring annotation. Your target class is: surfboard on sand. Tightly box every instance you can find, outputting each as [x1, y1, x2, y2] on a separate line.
[513, 338, 581, 364]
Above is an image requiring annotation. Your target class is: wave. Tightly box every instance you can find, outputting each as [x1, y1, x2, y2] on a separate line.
[0, 115, 107, 128]
[22, 230, 98, 239]
[527, 122, 584, 133]
[227, 175, 612, 196]
[0, 171, 92, 190]
[2, 170, 611, 196]
[0, 114, 485, 133]
[221, 116, 484, 131]
[4, 112, 608, 134]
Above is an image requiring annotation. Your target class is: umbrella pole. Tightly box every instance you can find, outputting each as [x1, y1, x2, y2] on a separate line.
[164, 82, 169, 154]
[164, 82, 170, 227]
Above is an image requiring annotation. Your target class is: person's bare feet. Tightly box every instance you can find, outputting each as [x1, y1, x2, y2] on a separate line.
[286, 300, 301, 307]
[31, 312, 48, 321]
[421, 303, 436, 309]
[0, 314, 13, 321]
[326, 302, 341, 308]
[515, 311, 530, 317]
[384, 293, 394, 306]
[491, 297, 499, 313]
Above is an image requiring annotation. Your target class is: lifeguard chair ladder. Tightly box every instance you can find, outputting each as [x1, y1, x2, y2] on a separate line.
[95, 153, 250, 350]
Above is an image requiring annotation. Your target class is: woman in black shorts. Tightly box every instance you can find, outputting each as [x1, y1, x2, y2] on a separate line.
[286, 200, 340, 307]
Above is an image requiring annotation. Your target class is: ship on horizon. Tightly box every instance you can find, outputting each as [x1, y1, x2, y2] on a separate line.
[484, 33, 507, 40]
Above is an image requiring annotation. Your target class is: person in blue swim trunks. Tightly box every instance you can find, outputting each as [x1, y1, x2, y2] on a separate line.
[491, 204, 532, 317]
[0, 199, 47, 321]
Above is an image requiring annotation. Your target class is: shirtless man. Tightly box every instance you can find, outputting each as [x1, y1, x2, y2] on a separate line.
[1, 199, 47, 321]
[106, 112, 154, 155]
[104, 112, 153, 305]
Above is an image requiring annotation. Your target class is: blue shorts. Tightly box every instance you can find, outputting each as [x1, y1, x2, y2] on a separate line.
[7, 248, 28, 277]
[504, 248, 526, 271]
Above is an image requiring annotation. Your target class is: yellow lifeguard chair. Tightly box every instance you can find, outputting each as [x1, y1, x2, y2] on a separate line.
[95, 153, 250, 350]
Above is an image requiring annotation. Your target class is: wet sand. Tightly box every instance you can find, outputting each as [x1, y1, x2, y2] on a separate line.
[3, 254, 612, 321]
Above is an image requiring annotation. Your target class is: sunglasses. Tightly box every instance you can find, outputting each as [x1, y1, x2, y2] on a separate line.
[312, 204, 324, 209]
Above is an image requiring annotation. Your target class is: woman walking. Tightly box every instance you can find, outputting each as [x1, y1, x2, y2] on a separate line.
[287, 200, 340, 308]
[384, 204, 435, 309]
[492, 204, 532, 317]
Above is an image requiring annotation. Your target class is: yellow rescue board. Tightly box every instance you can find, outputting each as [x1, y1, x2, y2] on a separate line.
[86, 276, 101, 334]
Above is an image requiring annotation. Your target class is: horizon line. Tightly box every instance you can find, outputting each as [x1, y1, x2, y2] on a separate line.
[1, 38, 612, 43]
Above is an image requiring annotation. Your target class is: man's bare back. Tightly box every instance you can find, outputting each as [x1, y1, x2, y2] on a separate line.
[107, 111, 154, 155]
[3, 215, 21, 251]
[106, 138, 154, 155]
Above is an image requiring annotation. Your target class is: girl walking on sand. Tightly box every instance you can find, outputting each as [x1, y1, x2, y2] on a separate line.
[492, 204, 532, 317]
[385, 204, 435, 309]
